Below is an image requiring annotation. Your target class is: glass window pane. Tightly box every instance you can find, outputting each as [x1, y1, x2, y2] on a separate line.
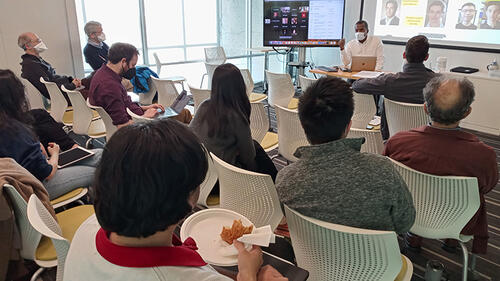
[144, 0, 184, 48]
[184, 0, 217, 45]
[162, 62, 206, 89]
[149, 48, 185, 65]
[186, 46, 215, 61]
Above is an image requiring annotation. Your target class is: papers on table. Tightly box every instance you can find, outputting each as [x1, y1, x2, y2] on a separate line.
[352, 71, 384, 79]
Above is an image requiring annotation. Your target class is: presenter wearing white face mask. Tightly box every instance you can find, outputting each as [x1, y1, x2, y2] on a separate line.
[83, 21, 110, 71]
[338, 20, 384, 71]
[19, 32, 81, 103]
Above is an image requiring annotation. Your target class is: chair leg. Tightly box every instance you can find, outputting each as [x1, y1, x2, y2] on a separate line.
[459, 241, 468, 281]
[266, 105, 272, 131]
[85, 138, 93, 148]
[468, 254, 480, 281]
[200, 73, 207, 88]
[30, 267, 45, 281]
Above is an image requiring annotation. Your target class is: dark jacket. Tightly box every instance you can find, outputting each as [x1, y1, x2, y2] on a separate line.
[83, 42, 109, 71]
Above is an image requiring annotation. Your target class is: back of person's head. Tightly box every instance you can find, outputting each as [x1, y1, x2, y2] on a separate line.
[84, 21, 102, 37]
[0, 69, 30, 127]
[423, 76, 475, 125]
[298, 77, 354, 145]
[405, 35, 429, 63]
[207, 63, 250, 137]
[107, 43, 139, 64]
[94, 119, 208, 238]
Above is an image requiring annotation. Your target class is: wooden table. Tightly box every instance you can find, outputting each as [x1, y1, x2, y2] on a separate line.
[309, 69, 362, 80]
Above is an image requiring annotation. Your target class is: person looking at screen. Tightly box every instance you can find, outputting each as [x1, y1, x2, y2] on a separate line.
[339, 20, 384, 71]
[380, 0, 400, 25]
[480, 2, 500, 29]
[456, 2, 478, 29]
[425, 1, 446, 27]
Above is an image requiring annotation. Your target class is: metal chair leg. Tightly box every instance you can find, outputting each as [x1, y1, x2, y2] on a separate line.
[468, 254, 480, 281]
[30, 267, 45, 281]
[85, 138, 93, 148]
[200, 73, 207, 88]
[459, 241, 469, 281]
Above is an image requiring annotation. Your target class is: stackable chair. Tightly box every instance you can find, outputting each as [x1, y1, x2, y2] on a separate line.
[151, 76, 179, 108]
[138, 78, 156, 106]
[285, 205, 413, 281]
[86, 99, 118, 141]
[390, 159, 480, 281]
[39, 77, 73, 126]
[250, 102, 278, 152]
[265, 70, 296, 109]
[210, 153, 283, 230]
[188, 85, 211, 113]
[126, 108, 153, 123]
[203, 62, 220, 89]
[21, 78, 47, 110]
[298, 75, 317, 92]
[240, 69, 267, 103]
[347, 128, 384, 154]
[204, 46, 227, 65]
[352, 92, 377, 129]
[384, 98, 429, 137]
[274, 105, 309, 162]
[196, 151, 218, 208]
[152, 52, 186, 83]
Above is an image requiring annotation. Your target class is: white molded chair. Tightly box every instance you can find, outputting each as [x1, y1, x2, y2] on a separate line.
[21, 78, 46, 110]
[240, 69, 267, 103]
[86, 99, 118, 141]
[210, 152, 283, 230]
[152, 52, 186, 83]
[204, 46, 227, 64]
[188, 85, 211, 113]
[347, 128, 384, 154]
[389, 159, 480, 281]
[138, 78, 157, 106]
[126, 107, 152, 123]
[197, 151, 219, 207]
[275, 105, 309, 162]
[204, 62, 220, 89]
[384, 98, 429, 137]
[265, 70, 295, 108]
[352, 92, 377, 129]
[250, 102, 278, 152]
[39, 77, 73, 126]
[151, 76, 179, 108]
[61, 86, 105, 147]
[285, 205, 412, 281]
[298, 75, 316, 92]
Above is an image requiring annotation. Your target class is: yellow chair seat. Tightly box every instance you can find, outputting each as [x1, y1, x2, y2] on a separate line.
[91, 110, 100, 119]
[62, 110, 74, 125]
[394, 255, 409, 281]
[50, 188, 85, 205]
[35, 205, 95, 261]
[250, 93, 267, 103]
[88, 118, 106, 138]
[206, 195, 220, 206]
[261, 132, 278, 150]
[288, 98, 299, 109]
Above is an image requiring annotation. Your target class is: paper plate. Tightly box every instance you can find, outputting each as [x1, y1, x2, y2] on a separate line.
[180, 208, 254, 266]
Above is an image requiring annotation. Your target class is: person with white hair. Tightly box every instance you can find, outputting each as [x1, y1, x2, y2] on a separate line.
[83, 21, 109, 70]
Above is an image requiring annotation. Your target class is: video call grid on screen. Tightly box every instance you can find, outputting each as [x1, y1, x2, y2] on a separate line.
[263, 0, 345, 47]
[373, 0, 500, 46]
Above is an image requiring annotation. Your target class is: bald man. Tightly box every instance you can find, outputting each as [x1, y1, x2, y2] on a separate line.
[18, 32, 81, 103]
[384, 76, 498, 255]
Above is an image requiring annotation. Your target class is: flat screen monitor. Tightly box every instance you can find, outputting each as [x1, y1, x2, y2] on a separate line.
[263, 0, 345, 47]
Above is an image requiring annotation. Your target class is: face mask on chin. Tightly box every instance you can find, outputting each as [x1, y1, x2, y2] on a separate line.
[355, 32, 367, 42]
[121, 65, 136, 80]
[33, 41, 48, 53]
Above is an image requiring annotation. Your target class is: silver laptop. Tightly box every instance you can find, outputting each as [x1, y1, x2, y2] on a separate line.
[351, 56, 377, 72]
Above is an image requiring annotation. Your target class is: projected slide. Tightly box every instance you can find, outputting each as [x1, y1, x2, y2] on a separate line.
[373, 0, 500, 46]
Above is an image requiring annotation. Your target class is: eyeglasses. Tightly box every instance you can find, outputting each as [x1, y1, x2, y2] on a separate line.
[461, 9, 476, 13]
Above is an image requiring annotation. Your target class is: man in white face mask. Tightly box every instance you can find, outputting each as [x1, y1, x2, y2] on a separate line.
[83, 21, 110, 71]
[338, 20, 384, 71]
[19, 32, 81, 103]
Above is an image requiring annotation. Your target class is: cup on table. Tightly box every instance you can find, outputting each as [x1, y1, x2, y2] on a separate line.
[436, 57, 447, 73]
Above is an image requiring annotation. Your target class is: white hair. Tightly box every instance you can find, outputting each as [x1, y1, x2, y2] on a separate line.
[84, 21, 102, 37]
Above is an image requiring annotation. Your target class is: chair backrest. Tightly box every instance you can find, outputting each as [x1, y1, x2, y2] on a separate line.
[210, 152, 283, 230]
[285, 205, 403, 281]
[298, 75, 316, 92]
[250, 102, 269, 143]
[197, 151, 218, 207]
[126, 107, 152, 123]
[27, 195, 69, 281]
[153, 52, 162, 76]
[138, 78, 156, 106]
[61, 86, 92, 135]
[347, 128, 385, 154]
[265, 70, 295, 107]
[188, 85, 211, 113]
[151, 76, 179, 107]
[21, 78, 46, 110]
[40, 77, 68, 123]
[389, 159, 480, 240]
[352, 92, 377, 129]
[240, 69, 254, 97]
[384, 98, 429, 137]
[204, 62, 220, 89]
[86, 99, 117, 140]
[204, 46, 227, 64]
[275, 105, 309, 162]
[3, 184, 41, 260]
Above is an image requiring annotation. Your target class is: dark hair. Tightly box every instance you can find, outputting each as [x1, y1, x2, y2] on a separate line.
[461, 2, 475, 9]
[94, 119, 208, 238]
[298, 77, 354, 144]
[0, 69, 31, 129]
[405, 35, 429, 63]
[424, 76, 475, 125]
[386, 0, 398, 9]
[355, 20, 369, 30]
[107, 43, 139, 64]
[429, 1, 445, 11]
[205, 63, 251, 138]
[485, 2, 500, 9]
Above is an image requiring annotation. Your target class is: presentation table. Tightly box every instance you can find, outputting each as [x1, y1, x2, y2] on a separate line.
[309, 69, 363, 80]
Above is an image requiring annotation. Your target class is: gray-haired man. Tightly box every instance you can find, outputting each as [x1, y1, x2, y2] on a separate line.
[83, 21, 109, 70]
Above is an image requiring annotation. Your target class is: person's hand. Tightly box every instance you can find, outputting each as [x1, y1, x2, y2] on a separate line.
[258, 265, 288, 281]
[143, 108, 160, 118]
[72, 78, 81, 87]
[40, 143, 48, 158]
[339, 39, 345, 50]
[47, 142, 60, 157]
[235, 240, 263, 281]
[149, 104, 165, 112]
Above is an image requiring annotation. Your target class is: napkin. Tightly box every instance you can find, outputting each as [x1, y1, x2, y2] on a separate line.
[237, 225, 275, 247]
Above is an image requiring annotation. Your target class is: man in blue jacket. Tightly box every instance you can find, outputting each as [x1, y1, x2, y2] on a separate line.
[83, 21, 109, 71]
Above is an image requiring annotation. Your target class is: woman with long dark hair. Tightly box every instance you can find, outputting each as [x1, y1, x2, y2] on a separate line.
[0, 69, 101, 199]
[190, 63, 277, 179]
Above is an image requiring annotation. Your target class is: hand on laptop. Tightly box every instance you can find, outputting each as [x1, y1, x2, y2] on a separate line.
[141, 104, 165, 113]
[143, 108, 160, 118]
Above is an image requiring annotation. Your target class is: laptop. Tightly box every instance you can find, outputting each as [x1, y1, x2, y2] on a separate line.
[157, 90, 190, 119]
[351, 56, 377, 72]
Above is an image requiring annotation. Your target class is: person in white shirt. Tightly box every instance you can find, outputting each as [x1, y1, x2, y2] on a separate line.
[64, 119, 287, 281]
[339, 20, 384, 71]
[380, 0, 400, 25]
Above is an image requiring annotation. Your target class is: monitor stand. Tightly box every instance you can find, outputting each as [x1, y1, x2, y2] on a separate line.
[287, 47, 311, 88]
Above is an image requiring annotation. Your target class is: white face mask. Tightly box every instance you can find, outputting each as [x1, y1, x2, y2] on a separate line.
[355, 32, 367, 41]
[33, 41, 48, 53]
[97, 33, 106, 42]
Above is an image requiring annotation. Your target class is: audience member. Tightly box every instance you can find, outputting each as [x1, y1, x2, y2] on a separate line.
[89, 42, 191, 127]
[64, 119, 287, 281]
[83, 21, 109, 71]
[18, 32, 80, 103]
[190, 63, 277, 180]
[339, 20, 384, 71]
[480, 2, 500, 29]
[384, 76, 498, 254]
[0, 69, 100, 199]
[275, 77, 415, 233]
[352, 35, 438, 139]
